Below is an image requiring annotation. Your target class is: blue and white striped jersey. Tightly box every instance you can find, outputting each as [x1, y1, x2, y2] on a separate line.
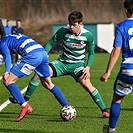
[0, 34, 44, 72]
[114, 18, 133, 84]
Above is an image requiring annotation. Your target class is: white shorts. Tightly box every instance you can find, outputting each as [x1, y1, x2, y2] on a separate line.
[114, 79, 133, 96]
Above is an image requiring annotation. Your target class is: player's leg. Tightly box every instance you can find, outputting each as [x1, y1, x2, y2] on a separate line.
[40, 76, 68, 106]
[103, 79, 132, 133]
[3, 72, 26, 105]
[103, 94, 123, 133]
[24, 73, 40, 101]
[78, 76, 110, 117]
[8, 52, 48, 121]
[24, 63, 55, 101]
[69, 63, 109, 117]
[105, 93, 123, 133]
[35, 55, 69, 106]
[9, 60, 59, 103]
[3, 64, 33, 122]
[9, 73, 40, 103]
[23, 61, 58, 101]
[9, 72, 41, 103]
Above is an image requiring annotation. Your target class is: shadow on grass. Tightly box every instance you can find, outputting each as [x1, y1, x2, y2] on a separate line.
[0, 111, 63, 122]
[121, 108, 133, 111]
[1, 107, 131, 123]
[75, 106, 132, 111]
[0, 129, 65, 133]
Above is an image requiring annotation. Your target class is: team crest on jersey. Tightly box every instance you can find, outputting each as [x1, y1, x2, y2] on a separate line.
[80, 41, 85, 44]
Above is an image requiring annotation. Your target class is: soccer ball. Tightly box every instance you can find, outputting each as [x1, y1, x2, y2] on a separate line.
[60, 105, 76, 121]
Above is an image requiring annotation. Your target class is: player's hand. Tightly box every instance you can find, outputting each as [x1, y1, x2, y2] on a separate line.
[2, 72, 10, 81]
[82, 66, 90, 80]
[100, 72, 110, 82]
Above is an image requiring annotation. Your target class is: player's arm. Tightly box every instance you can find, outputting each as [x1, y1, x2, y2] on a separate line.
[1, 43, 12, 73]
[86, 31, 95, 68]
[44, 27, 65, 53]
[44, 37, 58, 53]
[100, 25, 122, 82]
[100, 47, 121, 82]
[86, 41, 95, 68]
[82, 33, 95, 79]
[1, 46, 11, 81]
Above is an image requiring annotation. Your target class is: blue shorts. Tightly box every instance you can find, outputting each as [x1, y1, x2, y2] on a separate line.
[11, 50, 50, 78]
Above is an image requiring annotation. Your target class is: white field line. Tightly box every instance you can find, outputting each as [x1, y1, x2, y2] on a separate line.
[0, 85, 28, 112]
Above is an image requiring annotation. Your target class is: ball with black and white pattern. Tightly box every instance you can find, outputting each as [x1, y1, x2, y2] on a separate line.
[60, 105, 76, 121]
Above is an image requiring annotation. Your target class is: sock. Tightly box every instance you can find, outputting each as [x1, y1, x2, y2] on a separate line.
[108, 127, 115, 133]
[90, 88, 106, 112]
[7, 83, 26, 105]
[24, 79, 40, 101]
[109, 101, 121, 129]
[50, 85, 69, 106]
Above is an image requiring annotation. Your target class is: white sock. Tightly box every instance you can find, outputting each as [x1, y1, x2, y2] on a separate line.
[108, 127, 115, 133]
[21, 102, 27, 107]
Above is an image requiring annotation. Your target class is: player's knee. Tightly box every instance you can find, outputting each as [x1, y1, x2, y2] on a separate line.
[80, 80, 94, 92]
[33, 74, 40, 80]
[41, 81, 54, 90]
[3, 80, 13, 87]
[46, 83, 54, 90]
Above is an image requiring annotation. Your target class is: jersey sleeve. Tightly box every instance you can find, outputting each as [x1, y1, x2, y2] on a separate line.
[44, 27, 66, 53]
[113, 25, 122, 47]
[86, 32, 95, 67]
[44, 36, 58, 53]
[0, 42, 11, 73]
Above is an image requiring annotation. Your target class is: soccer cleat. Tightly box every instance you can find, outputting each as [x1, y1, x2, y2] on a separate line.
[26, 106, 33, 115]
[103, 124, 115, 133]
[16, 103, 33, 122]
[9, 97, 18, 104]
[103, 124, 109, 133]
[102, 111, 110, 118]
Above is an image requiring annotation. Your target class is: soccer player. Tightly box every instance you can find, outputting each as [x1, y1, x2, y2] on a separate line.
[0, 34, 68, 122]
[9, 11, 110, 118]
[101, 0, 133, 132]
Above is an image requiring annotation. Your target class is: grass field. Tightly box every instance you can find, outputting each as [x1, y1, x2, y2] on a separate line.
[0, 53, 133, 133]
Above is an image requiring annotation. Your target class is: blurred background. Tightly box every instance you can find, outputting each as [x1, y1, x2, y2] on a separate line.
[0, 0, 126, 51]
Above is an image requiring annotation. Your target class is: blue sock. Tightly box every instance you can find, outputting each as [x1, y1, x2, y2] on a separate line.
[50, 85, 68, 106]
[109, 101, 121, 128]
[7, 83, 26, 105]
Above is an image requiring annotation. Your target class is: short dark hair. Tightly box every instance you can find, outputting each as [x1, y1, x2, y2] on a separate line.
[124, 0, 133, 13]
[7, 19, 10, 22]
[68, 11, 83, 24]
[16, 19, 21, 22]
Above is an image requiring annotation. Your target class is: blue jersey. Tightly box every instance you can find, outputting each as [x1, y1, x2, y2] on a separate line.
[0, 34, 44, 73]
[4, 26, 12, 35]
[113, 18, 133, 84]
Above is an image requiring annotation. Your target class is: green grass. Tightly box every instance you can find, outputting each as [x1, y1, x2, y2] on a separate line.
[0, 53, 133, 133]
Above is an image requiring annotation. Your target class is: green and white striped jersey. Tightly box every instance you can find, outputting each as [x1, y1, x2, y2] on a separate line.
[45, 25, 95, 67]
